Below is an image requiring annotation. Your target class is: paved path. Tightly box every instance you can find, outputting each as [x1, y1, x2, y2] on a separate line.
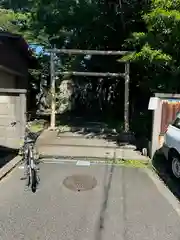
[0, 162, 180, 239]
[36, 130, 148, 161]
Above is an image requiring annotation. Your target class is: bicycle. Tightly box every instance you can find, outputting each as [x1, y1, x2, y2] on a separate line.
[11, 120, 40, 193]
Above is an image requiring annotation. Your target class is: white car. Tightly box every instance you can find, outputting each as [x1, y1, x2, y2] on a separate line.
[163, 112, 180, 178]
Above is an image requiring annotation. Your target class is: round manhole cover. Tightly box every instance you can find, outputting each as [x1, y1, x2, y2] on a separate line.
[63, 174, 97, 192]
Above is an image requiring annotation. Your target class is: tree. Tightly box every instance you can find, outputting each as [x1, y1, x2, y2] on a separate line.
[123, 0, 180, 92]
[0, 7, 37, 44]
[0, 0, 155, 136]
[0, 0, 33, 12]
[0, 8, 23, 32]
[26, 0, 151, 120]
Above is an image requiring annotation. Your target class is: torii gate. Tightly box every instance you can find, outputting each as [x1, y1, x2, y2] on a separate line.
[48, 48, 131, 132]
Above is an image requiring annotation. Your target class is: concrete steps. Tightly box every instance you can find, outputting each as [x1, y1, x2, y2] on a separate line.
[36, 129, 149, 161]
[38, 145, 148, 161]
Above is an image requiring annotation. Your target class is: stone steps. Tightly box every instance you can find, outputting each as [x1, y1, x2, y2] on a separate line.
[37, 145, 148, 161]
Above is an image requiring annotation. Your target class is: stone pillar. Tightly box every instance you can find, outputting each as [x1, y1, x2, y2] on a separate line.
[57, 79, 73, 113]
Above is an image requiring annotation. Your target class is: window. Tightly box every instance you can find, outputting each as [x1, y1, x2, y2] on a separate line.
[172, 117, 180, 129]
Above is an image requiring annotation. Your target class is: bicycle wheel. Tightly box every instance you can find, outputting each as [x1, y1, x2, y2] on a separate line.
[24, 152, 31, 187]
[31, 168, 37, 193]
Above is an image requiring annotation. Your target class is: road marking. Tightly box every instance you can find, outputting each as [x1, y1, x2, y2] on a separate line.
[18, 165, 25, 169]
[76, 160, 91, 166]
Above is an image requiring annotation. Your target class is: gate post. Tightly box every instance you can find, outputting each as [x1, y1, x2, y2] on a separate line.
[50, 51, 56, 129]
[150, 98, 162, 158]
[124, 62, 130, 132]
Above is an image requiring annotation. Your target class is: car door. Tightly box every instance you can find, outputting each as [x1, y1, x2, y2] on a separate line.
[165, 116, 180, 153]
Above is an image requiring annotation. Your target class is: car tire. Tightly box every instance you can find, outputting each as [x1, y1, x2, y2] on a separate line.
[171, 154, 180, 179]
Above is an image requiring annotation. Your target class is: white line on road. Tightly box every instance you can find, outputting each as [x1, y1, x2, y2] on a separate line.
[76, 160, 91, 166]
[18, 165, 25, 169]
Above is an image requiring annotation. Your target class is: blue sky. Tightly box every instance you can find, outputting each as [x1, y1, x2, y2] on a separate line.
[30, 44, 43, 55]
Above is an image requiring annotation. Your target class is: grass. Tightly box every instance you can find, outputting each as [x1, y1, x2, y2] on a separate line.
[28, 121, 46, 133]
[58, 125, 71, 132]
[101, 159, 151, 168]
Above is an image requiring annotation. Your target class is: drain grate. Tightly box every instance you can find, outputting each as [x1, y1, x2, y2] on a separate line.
[63, 174, 97, 192]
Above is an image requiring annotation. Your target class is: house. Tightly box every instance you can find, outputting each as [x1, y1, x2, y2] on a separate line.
[0, 31, 38, 150]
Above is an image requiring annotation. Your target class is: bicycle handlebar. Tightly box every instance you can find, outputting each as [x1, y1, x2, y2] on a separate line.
[11, 121, 20, 127]
[10, 120, 30, 130]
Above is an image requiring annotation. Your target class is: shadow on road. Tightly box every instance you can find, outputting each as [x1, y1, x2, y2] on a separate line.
[56, 112, 136, 147]
[0, 146, 18, 168]
[152, 150, 180, 201]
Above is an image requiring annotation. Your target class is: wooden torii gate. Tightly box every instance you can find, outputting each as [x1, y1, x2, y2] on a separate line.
[49, 48, 131, 132]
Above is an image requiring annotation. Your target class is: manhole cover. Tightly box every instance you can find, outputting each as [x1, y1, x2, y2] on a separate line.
[63, 174, 97, 192]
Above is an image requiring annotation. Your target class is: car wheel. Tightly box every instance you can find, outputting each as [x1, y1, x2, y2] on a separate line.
[171, 156, 180, 178]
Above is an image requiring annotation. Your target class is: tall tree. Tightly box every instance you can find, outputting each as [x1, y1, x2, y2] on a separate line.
[123, 0, 180, 92]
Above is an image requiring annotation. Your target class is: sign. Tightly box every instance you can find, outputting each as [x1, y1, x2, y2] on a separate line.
[148, 97, 159, 110]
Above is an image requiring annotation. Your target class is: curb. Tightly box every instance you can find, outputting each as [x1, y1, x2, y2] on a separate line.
[40, 158, 150, 168]
[39, 154, 150, 162]
[0, 155, 21, 181]
[38, 143, 137, 150]
[39, 155, 115, 161]
[39, 158, 107, 164]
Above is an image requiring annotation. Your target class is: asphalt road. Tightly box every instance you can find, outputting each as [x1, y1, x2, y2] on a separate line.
[0, 162, 180, 240]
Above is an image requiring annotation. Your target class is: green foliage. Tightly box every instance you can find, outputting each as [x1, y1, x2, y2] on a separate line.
[0, 8, 25, 33]
[0, 7, 37, 43]
[122, 44, 172, 63]
[152, 0, 180, 10]
[0, 0, 33, 12]
[120, 0, 180, 92]
[4, 0, 180, 138]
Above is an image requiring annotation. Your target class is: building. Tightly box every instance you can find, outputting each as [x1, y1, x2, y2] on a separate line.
[0, 31, 38, 149]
